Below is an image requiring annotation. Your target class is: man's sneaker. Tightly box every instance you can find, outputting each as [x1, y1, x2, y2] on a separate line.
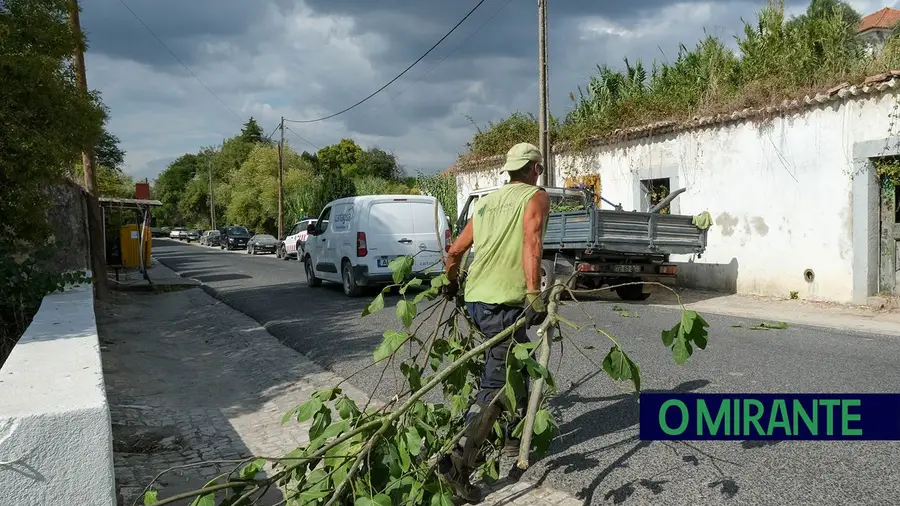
[438, 453, 484, 504]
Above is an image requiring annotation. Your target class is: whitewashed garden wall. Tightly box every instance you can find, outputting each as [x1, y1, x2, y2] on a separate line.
[456, 78, 900, 304]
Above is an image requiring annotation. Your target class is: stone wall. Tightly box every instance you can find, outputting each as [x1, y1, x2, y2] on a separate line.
[44, 179, 90, 273]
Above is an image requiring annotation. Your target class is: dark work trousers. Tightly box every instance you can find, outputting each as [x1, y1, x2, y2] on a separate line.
[457, 301, 531, 469]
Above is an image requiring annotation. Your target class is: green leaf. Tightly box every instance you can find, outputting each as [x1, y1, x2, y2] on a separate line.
[431, 492, 454, 506]
[601, 345, 642, 392]
[397, 439, 411, 472]
[313, 387, 342, 401]
[396, 299, 417, 328]
[389, 255, 414, 283]
[143, 490, 158, 505]
[280, 407, 298, 425]
[413, 286, 440, 304]
[309, 409, 331, 440]
[672, 336, 692, 365]
[336, 396, 360, 420]
[400, 362, 423, 391]
[374, 330, 409, 362]
[431, 274, 450, 287]
[661, 325, 677, 347]
[320, 419, 350, 440]
[533, 409, 553, 435]
[372, 494, 393, 506]
[189, 494, 215, 506]
[405, 426, 423, 456]
[362, 293, 385, 317]
[399, 277, 423, 294]
[295, 397, 323, 423]
[238, 458, 266, 480]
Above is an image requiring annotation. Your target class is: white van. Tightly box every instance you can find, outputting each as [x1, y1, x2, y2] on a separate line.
[302, 195, 451, 296]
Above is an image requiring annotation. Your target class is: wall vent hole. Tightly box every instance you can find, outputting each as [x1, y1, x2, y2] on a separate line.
[803, 269, 815, 283]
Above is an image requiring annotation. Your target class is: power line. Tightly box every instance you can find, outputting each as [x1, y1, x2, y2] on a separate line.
[283, 0, 489, 124]
[265, 122, 281, 142]
[284, 126, 320, 151]
[355, 0, 515, 122]
[115, 0, 242, 121]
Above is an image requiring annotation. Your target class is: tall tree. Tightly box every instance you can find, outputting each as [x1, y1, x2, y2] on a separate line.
[95, 127, 126, 171]
[317, 138, 364, 177]
[240, 117, 265, 145]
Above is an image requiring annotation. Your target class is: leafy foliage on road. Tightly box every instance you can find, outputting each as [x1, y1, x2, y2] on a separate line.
[140, 258, 710, 505]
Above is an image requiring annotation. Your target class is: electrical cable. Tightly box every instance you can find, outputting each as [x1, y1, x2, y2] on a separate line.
[354, 0, 515, 122]
[283, 0, 489, 124]
[116, 0, 242, 121]
[284, 126, 320, 151]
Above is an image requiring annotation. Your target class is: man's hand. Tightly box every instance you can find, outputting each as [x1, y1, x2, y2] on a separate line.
[441, 279, 459, 300]
[523, 290, 547, 327]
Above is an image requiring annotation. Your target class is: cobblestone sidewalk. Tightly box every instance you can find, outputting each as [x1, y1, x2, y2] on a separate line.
[98, 265, 580, 505]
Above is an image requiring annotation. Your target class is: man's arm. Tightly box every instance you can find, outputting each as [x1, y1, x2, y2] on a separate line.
[523, 190, 550, 293]
[445, 219, 474, 282]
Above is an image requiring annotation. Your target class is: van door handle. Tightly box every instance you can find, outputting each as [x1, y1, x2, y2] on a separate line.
[398, 238, 412, 244]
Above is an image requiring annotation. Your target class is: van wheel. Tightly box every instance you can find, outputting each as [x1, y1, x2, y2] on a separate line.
[342, 261, 362, 297]
[615, 283, 650, 301]
[305, 257, 321, 287]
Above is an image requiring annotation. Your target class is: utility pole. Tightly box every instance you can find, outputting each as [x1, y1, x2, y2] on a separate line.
[278, 116, 285, 239]
[67, 0, 108, 299]
[537, 0, 552, 187]
[208, 158, 216, 230]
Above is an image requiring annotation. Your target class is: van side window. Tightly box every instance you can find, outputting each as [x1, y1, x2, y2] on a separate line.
[318, 208, 332, 234]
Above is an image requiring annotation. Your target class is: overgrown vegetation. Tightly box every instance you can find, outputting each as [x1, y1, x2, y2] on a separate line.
[1, 0, 111, 358]
[463, 0, 900, 159]
[141, 257, 709, 505]
[153, 120, 456, 234]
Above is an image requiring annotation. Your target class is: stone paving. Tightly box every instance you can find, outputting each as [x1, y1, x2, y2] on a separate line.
[97, 264, 580, 505]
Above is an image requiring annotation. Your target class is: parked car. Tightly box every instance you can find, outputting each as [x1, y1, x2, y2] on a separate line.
[220, 225, 251, 250]
[185, 229, 200, 242]
[151, 226, 171, 238]
[303, 195, 450, 297]
[277, 218, 317, 261]
[247, 234, 278, 255]
[200, 230, 221, 246]
[169, 227, 188, 240]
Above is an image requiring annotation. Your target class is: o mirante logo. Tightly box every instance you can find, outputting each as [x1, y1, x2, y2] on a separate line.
[639, 393, 900, 441]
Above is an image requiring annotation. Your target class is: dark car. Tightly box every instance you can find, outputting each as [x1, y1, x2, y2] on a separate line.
[247, 234, 277, 255]
[220, 225, 251, 250]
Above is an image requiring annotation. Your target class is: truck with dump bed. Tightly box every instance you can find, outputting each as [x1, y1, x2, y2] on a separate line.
[455, 185, 709, 301]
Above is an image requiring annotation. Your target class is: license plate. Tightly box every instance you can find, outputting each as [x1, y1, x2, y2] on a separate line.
[613, 265, 641, 273]
[377, 257, 390, 268]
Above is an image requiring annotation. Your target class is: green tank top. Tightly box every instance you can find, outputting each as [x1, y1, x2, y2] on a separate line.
[464, 183, 545, 307]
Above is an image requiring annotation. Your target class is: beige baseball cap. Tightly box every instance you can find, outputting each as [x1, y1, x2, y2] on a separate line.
[501, 142, 543, 172]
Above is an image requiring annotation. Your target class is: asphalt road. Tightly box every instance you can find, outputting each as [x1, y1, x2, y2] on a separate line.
[153, 239, 900, 505]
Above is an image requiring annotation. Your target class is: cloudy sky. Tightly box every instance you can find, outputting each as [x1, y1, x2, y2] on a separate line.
[80, 0, 894, 182]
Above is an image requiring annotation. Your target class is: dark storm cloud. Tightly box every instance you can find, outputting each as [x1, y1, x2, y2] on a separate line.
[79, 0, 264, 68]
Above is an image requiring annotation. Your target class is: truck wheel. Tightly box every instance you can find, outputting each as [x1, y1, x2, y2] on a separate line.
[615, 283, 650, 301]
[540, 259, 555, 294]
